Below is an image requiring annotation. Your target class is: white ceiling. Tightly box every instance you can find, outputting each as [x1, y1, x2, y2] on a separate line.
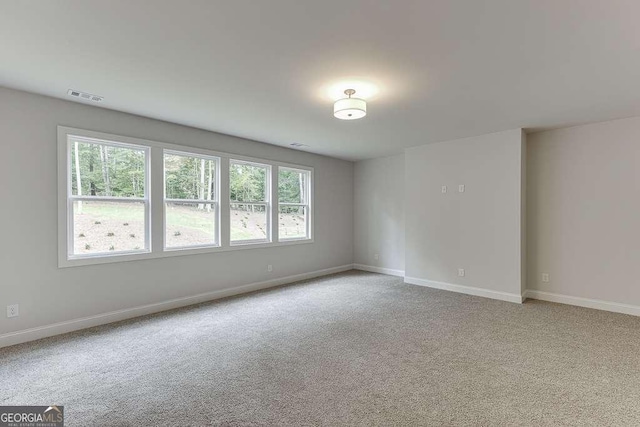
[2, 0, 640, 160]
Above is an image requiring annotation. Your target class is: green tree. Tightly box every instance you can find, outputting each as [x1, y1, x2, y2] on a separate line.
[230, 163, 266, 208]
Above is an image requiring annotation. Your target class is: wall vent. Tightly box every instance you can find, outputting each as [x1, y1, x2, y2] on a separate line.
[67, 89, 104, 103]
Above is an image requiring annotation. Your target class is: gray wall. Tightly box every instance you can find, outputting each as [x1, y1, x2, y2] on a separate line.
[353, 154, 405, 272]
[355, 118, 640, 309]
[0, 87, 354, 336]
[404, 129, 525, 296]
[527, 117, 640, 305]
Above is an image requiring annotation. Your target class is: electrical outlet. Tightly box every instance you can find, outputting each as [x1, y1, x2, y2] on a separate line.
[542, 273, 549, 283]
[441, 185, 447, 194]
[267, 265, 273, 272]
[7, 304, 19, 318]
[458, 268, 465, 277]
[458, 184, 465, 193]
[374, 253, 379, 261]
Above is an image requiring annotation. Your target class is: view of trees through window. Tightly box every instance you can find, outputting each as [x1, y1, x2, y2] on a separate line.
[230, 162, 269, 242]
[66, 133, 312, 260]
[164, 153, 217, 248]
[278, 168, 306, 204]
[278, 168, 309, 239]
[230, 162, 266, 202]
[72, 140, 145, 198]
[70, 140, 148, 256]
[164, 153, 216, 201]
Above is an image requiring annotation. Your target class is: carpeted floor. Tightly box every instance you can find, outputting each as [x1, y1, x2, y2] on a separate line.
[1, 271, 640, 426]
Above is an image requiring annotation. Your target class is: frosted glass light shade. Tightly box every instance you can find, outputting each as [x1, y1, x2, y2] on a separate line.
[333, 97, 367, 120]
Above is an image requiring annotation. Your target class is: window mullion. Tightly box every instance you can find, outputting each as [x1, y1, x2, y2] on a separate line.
[220, 157, 231, 247]
[150, 146, 164, 253]
[67, 198, 74, 258]
[270, 164, 277, 243]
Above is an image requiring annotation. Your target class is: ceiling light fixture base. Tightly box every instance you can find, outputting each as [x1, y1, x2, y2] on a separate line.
[333, 88, 367, 120]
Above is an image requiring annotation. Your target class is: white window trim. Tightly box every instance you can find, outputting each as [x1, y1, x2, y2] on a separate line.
[229, 159, 272, 246]
[278, 166, 313, 242]
[58, 126, 314, 268]
[163, 149, 221, 251]
[65, 135, 151, 261]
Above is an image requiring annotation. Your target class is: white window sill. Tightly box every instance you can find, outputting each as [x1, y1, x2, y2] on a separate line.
[58, 238, 314, 268]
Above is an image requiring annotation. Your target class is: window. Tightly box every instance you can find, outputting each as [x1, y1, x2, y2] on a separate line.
[67, 136, 150, 258]
[229, 160, 271, 244]
[164, 151, 220, 249]
[59, 126, 313, 267]
[278, 167, 311, 240]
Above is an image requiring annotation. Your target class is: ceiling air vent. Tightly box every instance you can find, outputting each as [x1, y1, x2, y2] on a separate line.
[290, 143, 307, 148]
[67, 89, 104, 103]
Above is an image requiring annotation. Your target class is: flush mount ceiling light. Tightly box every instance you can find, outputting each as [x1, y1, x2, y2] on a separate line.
[333, 89, 366, 120]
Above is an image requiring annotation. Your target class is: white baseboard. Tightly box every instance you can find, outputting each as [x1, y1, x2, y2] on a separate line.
[524, 290, 640, 317]
[353, 264, 405, 277]
[404, 276, 524, 304]
[0, 264, 353, 349]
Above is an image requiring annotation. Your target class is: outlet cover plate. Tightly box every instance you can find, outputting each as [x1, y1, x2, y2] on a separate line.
[7, 304, 19, 318]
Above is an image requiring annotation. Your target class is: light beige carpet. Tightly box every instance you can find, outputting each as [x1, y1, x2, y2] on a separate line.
[1, 271, 640, 426]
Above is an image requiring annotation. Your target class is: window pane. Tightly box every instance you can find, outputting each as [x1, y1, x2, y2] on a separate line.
[230, 162, 267, 202]
[279, 169, 308, 204]
[230, 204, 268, 242]
[165, 202, 217, 248]
[279, 206, 307, 239]
[165, 153, 216, 200]
[71, 140, 145, 197]
[72, 201, 146, 255]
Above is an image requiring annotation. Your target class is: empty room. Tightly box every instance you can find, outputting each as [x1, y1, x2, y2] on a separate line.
[1, 1, 639, 425]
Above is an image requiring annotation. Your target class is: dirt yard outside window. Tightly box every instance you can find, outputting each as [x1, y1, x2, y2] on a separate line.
[72, 202, 307, 255]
